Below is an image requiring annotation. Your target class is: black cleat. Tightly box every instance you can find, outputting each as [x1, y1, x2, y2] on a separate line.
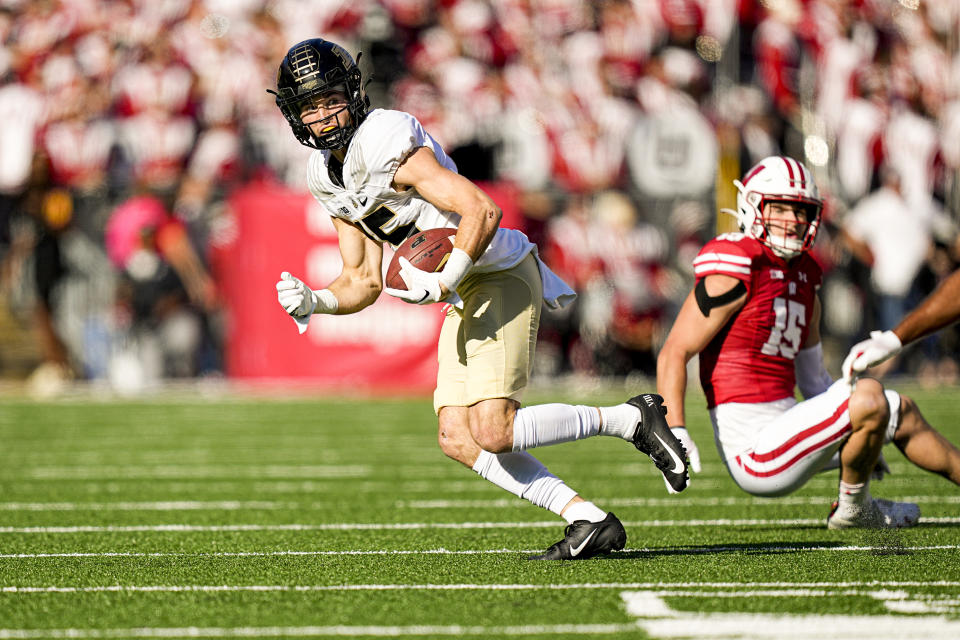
[529, 512, 627, 561]
[627, 394, 689, 492]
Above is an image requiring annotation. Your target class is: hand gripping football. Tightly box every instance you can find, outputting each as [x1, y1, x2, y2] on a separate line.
[385, 228, 457, 291]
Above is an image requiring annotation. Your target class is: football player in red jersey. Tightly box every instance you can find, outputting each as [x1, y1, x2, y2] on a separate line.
[656, 156, 960, 528]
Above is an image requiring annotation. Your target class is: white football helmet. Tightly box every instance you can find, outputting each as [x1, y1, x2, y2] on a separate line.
[729, 156, 823, 259]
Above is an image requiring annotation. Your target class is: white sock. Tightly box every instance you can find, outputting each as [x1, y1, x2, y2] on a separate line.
[471, 450, 577, 515]
[837, 480, 870, 508]
[562, 501, 607, 524]
[598, 403, 641, 440]
[511, 404, 602, 451]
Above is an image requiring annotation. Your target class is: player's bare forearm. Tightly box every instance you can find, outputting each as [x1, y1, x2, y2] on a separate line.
[326, 217, 383, 314]
[895, 269, 960, 345]
[393, 147, 501, 260]
[450, 189, 501, 260]
[325, 271, 381, 314]
[657, 346, 689, 427]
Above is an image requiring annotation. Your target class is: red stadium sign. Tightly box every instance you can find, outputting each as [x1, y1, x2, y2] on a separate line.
[211, 177, 443, 393]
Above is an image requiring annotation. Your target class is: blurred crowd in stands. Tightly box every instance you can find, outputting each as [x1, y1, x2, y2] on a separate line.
[0, 0, 959, 394]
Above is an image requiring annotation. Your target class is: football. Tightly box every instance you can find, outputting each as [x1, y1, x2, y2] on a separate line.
[385, 228, 457, 290]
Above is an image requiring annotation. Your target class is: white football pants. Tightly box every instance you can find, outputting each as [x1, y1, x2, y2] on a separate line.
[711, 380, 900, 497]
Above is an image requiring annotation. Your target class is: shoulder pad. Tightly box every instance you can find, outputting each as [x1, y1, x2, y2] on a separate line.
[693, 235, 760, 280]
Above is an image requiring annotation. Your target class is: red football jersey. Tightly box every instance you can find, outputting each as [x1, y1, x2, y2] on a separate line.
[693, 233, 822, 408]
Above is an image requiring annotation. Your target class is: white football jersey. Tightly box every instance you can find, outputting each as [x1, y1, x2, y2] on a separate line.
[306, 108, 533, 274]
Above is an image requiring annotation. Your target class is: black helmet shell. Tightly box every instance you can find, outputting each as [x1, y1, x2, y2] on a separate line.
[270, 39, 370, 150]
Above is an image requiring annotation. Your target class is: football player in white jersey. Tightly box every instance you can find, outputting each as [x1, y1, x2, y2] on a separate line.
[268, 38, 690, 559]
[656, 156, 960, 528]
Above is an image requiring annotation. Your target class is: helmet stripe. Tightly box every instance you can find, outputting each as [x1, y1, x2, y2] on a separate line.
[742, 163, 766, 186]
[783, 156, 809, 189]
[793, 157, 807, 188]
[781, 156, 795, 184]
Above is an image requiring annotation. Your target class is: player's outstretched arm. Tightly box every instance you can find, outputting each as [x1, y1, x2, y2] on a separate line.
[275, 218, 384, 333]
[657, 274, 747, 475]
[325, 217, 384, 313]
[894, 268, 960, 346]
[844, 268, 960, 379]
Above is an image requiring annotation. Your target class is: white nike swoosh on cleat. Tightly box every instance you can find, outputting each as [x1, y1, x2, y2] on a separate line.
[654, 433, 685, 474]
[569, 529, 598, 557]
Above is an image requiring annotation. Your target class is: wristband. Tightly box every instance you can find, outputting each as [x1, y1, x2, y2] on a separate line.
[438, 248, 474, 291]
[312, 288, 339, 314]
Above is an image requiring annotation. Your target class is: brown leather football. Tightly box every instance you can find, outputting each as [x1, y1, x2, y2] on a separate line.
[385, 228, 457, 290]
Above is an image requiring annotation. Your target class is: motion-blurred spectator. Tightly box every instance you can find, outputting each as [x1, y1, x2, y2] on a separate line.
[840, 169, 935, 342]
[1, 0, 959, 385]
[104, 192, 217, 388]
[0, 52, 44, 258]
[835, 66, 887, 203]
[591, 190, 673, 377]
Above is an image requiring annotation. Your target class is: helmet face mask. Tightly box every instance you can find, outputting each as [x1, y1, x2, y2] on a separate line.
[270, 39, 370, 150]
[296, 89, 352, 148]
[732, 156, 823, 259]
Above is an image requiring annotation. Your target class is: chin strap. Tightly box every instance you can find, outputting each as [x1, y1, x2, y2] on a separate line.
[695, 278, 747, 317]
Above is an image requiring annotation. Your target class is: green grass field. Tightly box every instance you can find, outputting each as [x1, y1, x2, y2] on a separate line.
[2, 384, 960, 639]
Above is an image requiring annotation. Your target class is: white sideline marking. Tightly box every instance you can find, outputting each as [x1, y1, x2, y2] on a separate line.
[622, 592, 960, 639]
[0, 480, 484, 495]
[399, 495, 960, 509]
[3, 516, 960, 534]
[17, 465, 370, 480]
[0, 501, 297, 512]
[3, 587, 958, 638]
[6, 580, 960, 594]
[4, 543, 960, 559]
[0, 549, 529, 559]
[0, 624, 639, 638]
[2, 494, 958, 512]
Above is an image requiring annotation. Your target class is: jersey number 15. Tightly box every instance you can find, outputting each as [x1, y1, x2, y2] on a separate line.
[761, 297, 805, 359]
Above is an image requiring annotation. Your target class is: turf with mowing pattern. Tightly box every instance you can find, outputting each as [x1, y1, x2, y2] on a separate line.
[1, 385, 959, 638]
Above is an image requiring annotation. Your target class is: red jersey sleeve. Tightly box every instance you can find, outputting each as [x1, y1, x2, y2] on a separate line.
[692, 234, 758, 285]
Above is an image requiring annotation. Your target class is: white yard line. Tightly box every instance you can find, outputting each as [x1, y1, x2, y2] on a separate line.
[3, 516, 960, 534]
[15, 465, 371, 480]
[2, 494, 958, 512]
[0, 623, 638, 638]
[623, 592, 960, 640]
[0, 501, 298, 511]
[398, 495, 960, 509]
[5, 580, 960, 594]
[4, 543, 960, 559]
[6, 587, 958, 638]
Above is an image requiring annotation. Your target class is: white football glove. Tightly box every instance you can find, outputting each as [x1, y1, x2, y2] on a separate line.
[276, 272, 317, 317]
[841, 330, 903, 382]
[384, 257, 444, 305]
[663, 426, 701, 494]
[276, 272, 339, 335]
